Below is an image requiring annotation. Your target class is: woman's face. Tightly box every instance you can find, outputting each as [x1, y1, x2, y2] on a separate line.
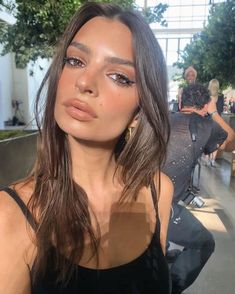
[55, 16, 139, 143]
[185, 71, 196, 84]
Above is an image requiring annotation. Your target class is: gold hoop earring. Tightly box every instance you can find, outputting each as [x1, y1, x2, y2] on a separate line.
[125, 127, 134, 142]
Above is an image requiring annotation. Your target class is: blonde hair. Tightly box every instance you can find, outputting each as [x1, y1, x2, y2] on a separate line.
[208, 79, 219, 101]
[184, 66, 197, 79]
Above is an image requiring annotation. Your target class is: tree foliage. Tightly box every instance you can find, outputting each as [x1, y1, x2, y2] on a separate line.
[142, 3, 168, 27]
[0, 0, 168, 68]
[175, 0, 235, 89]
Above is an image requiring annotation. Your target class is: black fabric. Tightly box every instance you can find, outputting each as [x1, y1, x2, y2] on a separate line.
[1, 186, 171, 294]
[203, 116, 227, 155]
[230, 101, 235, 114]
[216, 94, 224, 115]
[32, 234, 170, 294]
[1, 187, 37, 230]
[163, 112, 227, 203]
[166, 203, 215, 294]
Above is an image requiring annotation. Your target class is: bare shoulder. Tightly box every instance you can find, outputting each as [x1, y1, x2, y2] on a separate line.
[158, 172, 174, 213]
[154, 172, 174, 252]
[160, 172, 174, 196]
[0, 179, 35, 246]
[0, 181, 34, 224]
[0, 181, 34, 293]
[0, 180, 35, 244]
[153, 171, 174, 201]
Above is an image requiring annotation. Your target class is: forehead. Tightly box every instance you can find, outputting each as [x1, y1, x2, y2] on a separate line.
[186, 71, 196, 76]
[69, 16, 134, 57]
[76, 16, 130, 35]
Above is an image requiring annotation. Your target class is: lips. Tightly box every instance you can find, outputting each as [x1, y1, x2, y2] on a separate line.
[63, 99, 97, 122]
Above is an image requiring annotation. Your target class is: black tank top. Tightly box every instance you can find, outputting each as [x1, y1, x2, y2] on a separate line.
[2, 186, 171, 294]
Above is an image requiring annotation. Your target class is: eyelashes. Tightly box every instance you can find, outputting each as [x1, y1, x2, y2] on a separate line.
[63, 56, 135, 88]
[108, 73, 135, 87]
[63, 56, 85, 68]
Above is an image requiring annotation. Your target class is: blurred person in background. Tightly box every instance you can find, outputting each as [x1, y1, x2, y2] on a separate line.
[205, 79, 225, 166]
[163, 83, 235, 294]
[208, 79, 224, 115]
[177, 66, 197, 110]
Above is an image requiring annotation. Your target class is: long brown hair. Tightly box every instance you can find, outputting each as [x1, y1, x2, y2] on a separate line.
[30, 2, 170, 283]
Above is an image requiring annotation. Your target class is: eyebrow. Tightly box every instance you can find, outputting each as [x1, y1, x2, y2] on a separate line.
[105, 56, 134, 67]
[69, 41, 134, 67]
[70, 41, 91, 54]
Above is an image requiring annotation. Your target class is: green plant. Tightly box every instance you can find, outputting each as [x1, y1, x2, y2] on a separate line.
[0, 130, 35, 140]
[174, 1, 235, 89]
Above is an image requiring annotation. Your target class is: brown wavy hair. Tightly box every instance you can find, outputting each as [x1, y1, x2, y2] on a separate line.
[29, 2, 170, 284]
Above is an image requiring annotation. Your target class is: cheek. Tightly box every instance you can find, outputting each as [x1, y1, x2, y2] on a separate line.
[102, 90, 138, 116]
[55, 73, 72, 118]
[57, 70, 74, 96]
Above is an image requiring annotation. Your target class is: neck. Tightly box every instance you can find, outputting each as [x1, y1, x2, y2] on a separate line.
[68, 136, 120, 193]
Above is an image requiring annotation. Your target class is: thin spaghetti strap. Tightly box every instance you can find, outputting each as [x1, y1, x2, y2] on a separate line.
[150, 180, 157, 207]
[150, 180, 161, 231]
[1, 187, 37, 231]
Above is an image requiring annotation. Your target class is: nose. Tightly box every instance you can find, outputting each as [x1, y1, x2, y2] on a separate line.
[75, 67, 98, 97]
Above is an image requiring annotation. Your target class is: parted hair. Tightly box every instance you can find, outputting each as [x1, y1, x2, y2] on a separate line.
[181, 83, 211, 110]
[29, 2, 170, 283]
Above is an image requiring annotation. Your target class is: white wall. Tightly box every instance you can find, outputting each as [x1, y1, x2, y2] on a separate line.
[167, 65, 183, 101]
[27, 58, 50, 127]
[0, 44, 13, 128]
[0, 9, 17, 128]
[11, 57, 51, 128]
[12, 60, 29, 125]
[0, 54, 51, 129]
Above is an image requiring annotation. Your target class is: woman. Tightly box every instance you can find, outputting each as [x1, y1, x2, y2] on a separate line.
[207, 79, 225, 166]
[208, 78, 224, 115]
[0, 2, 173, 293]
[177, 66, 197, 110]
[184, 66, 197, 85]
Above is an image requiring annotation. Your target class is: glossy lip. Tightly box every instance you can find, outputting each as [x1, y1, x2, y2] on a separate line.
[63, 98, 98, 122]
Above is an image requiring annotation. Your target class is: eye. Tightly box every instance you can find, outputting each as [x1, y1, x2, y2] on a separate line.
[108, 73, 135, 87]
[63, 57, 85, 68]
